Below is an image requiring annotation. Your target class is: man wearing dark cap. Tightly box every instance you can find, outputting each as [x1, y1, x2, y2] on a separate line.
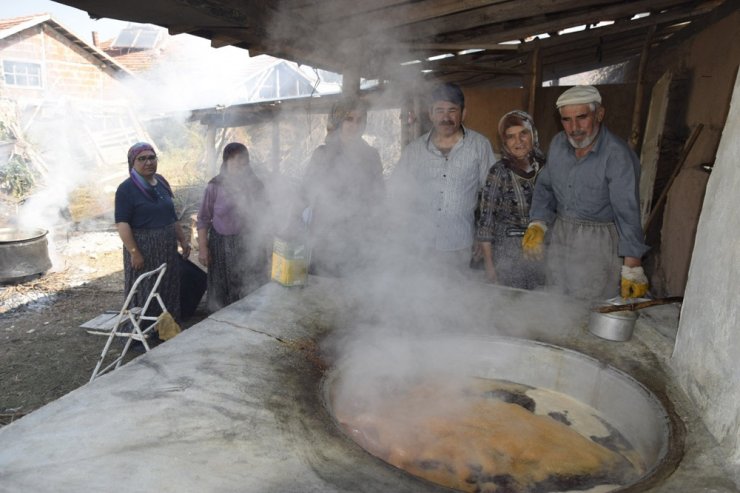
[391, 82, 496, 274]
[522, 85, 649, 300]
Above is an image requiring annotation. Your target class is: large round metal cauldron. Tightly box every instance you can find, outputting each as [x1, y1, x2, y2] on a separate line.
[324, 336, 680, 493]
[0, 228, 52, 283]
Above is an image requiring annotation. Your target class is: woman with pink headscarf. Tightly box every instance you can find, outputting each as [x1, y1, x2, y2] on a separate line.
[476, 110, 546, 289]
[115, 142, 191, 325]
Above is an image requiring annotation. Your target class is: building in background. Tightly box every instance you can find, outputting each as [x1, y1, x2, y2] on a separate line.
[0, 14, 154, 226]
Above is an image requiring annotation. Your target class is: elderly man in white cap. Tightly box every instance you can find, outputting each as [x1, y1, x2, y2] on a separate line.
[521, 85, 649, 300]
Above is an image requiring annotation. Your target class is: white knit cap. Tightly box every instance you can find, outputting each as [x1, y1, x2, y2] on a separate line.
[556, 85, 602, 108]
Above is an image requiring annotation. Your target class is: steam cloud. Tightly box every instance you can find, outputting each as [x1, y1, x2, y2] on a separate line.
[5, 13, 588, 371]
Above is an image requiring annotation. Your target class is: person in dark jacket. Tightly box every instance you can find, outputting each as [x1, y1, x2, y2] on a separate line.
[300, 98, 385, 277]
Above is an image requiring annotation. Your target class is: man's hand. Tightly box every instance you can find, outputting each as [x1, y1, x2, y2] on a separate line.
[522, 222, 546, 261]
[621, 265, 649, 299]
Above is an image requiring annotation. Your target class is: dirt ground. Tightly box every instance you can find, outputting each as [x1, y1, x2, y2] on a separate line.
[0, 229, 208, 427]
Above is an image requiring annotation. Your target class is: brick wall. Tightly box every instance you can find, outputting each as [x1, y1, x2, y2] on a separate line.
[0, 23, 127, 103]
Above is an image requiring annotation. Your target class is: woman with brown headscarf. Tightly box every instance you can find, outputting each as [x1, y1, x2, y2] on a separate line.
[115, 142, 190, 324]
[476, 110, 546, 289]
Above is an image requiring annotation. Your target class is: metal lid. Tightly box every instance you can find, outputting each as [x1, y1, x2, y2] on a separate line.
[0, 228, 49, 244]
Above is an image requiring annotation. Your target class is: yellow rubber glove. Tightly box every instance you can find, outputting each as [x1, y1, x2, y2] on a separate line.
[522, 222, 546, 261]
[620, 265, 649, 299]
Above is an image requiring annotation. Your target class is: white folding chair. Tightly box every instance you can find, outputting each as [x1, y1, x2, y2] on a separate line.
[90, 263, 168, 382]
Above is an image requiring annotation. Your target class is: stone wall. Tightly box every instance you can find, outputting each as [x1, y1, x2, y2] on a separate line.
[672, 71, 740, 481]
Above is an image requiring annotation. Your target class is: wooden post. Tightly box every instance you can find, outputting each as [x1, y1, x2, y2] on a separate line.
[342, 60, 361, 98]
[271, 115, 281, 175]
[401, 94, 411, 148]
[644, 124, 703, 232]
[639, 70, 672, 227]
[630, 24, 656, 151]
[412, 91, 423, 141]
[205, 124, 217, 177]
[399, 89, 424, 148]
[527, 40, 541, 118]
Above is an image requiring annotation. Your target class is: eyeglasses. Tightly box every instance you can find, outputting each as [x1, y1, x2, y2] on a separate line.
[136, 155, 157, 162]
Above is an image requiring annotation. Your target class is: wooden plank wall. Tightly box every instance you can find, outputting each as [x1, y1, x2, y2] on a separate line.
[461, 84, 639, 156]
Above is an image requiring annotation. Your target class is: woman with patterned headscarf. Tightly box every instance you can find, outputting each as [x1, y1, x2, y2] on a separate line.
[299, 97, 385, 277]
[476, 110, 546, 289]
[114, 142, 191, 328]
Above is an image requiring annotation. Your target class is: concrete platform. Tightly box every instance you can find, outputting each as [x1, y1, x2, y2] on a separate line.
[0, 276, 737, 493]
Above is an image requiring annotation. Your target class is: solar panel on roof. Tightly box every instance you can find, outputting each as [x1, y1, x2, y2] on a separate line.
[111, 26, 162, 49]
[112, 30, 135, 48]
[132, 30, 160, 49]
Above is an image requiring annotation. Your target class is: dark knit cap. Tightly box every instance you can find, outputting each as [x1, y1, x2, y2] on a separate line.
[430, 83, 465, 110]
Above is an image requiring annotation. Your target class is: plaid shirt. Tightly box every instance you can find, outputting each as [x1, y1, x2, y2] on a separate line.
[393, 127, 495, 251]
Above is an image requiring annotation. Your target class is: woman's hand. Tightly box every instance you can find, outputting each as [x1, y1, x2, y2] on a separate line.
[479, 241, 497, 283]
[174, 223, 191, 259]
[116, 222, 146, 270]
[180, 240, 192, 259]
[484, 260, 498, 284]
[131, 250, 145, 270]
[196, 228, 209, 267]
[198, 246, 209, 267]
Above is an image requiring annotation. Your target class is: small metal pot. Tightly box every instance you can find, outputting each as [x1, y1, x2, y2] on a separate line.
[588, 296, 684, 341]
[588, 297, 639, 341]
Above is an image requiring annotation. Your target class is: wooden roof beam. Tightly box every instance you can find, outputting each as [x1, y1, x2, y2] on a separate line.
[394, 0, 663, 41]
[515, 0, 720, 52]
[419, 0, 699, 46]
[311, 0, 510, 35]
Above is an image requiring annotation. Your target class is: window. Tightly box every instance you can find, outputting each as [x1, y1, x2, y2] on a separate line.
[3, 61, 42, 87]
[257, 65, 315, 101]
